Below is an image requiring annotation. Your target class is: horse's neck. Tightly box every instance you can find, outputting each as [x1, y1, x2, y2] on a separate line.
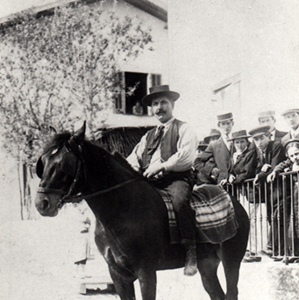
[83, 147, 135, 192]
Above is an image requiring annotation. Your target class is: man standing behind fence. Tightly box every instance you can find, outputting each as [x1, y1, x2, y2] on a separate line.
[281, 108, 299, 144]
[258, 111, 286, 143]
[194, 113, 235, 185]
[249, 125, 286, 259]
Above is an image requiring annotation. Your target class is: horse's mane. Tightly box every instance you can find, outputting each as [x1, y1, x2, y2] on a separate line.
[111, 151, 145, 179]
[42, 130, 144, 180]
[42, 132, 72, 155]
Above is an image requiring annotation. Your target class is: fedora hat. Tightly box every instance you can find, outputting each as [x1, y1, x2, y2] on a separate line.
[248, 126, 270, 138]
[198, 140, 208, 151]
[204, 128, 221, 144]
[142, 85, 180, 106]
[228, 130, 250, 141]
[217, 112, 233, 122]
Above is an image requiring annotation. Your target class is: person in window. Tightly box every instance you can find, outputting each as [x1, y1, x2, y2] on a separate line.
[127, 85, 198, 276]
[267, 139, 299, 259]
[258, 110, 286, 143]
[194, 113, 235, 185]
[132, 101, 144, 116]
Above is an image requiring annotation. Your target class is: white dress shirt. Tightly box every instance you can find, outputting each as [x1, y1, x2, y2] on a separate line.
[291, 127, 299, 139]
[270, 129, 276, 141]
[127, 117, 198, 173]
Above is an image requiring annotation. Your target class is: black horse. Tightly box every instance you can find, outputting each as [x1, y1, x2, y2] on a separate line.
[35, 122, 249, 300]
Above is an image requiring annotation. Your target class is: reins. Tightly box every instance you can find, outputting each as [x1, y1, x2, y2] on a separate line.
[37, 143, 140, 208]
[62, 178, 139, 203]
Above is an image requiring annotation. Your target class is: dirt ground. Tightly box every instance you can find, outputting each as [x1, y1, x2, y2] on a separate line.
[0, 215, 298, 300]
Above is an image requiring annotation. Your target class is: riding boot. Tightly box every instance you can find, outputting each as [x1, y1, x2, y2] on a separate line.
[183, 240, 197, 276]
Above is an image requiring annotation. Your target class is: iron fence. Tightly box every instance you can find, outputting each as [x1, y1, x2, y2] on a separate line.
[228, 171, 299, 264]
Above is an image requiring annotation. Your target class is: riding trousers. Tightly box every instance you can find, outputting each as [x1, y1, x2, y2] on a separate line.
[155, 179, 196, 242]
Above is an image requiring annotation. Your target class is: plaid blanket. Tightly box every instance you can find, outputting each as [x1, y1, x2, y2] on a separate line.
[163, 184, 238, 244]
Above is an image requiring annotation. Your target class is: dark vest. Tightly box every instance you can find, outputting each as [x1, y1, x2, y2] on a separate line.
[141, 119, 184, 170]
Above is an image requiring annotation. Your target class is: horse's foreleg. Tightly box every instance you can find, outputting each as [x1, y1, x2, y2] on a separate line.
[108, 265, 136, 300]
[197, 257, 225, 300]
[137, 268, 157, 300]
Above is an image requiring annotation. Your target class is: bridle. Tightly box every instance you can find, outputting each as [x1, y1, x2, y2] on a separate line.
[37, 144, 139, 209]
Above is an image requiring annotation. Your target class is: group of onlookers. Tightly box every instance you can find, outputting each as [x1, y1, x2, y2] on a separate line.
[126, 84, 299, 273]
[194, 109, 299, 262]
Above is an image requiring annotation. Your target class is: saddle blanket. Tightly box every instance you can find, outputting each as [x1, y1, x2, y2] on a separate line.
[163, 184, 239, 244]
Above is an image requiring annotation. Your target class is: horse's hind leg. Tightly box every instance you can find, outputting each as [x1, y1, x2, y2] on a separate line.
[137, 268, 157, 300]
[221, 244, 243, 300]
[108, 265, 136, 300]
[222, 259, 240, 300]
[197, 257, 225, 300]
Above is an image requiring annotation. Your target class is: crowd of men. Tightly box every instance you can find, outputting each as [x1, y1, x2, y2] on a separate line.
[127, 85, 299, 272]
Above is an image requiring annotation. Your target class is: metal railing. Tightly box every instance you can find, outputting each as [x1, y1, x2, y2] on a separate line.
[228, 171, 299, 264]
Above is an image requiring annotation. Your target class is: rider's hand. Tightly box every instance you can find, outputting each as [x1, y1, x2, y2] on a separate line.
[143, 163, 165, 178]
[267, 171, 277, 183]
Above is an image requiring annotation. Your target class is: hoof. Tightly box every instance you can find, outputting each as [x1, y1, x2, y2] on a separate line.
[184, 266, 197, 276]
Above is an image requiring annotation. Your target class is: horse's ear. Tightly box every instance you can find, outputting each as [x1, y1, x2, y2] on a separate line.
[73, 121, 86, 141]
[49, 126, 57, 135]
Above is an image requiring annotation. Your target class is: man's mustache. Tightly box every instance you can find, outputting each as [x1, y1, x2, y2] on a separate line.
[155, 109, 166, 114]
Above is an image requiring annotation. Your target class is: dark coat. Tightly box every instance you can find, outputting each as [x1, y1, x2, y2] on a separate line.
[229, 143, 257, 184]
[194, 137, 234, 183]
[256, 141, 286, 181]
[273, 129, 287, 143]
[281, 131, 299, 145]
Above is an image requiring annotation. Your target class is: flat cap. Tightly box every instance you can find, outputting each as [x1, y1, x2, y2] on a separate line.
[248, 125, 270, 138]
[198, 140, 208, 151]
[217, 112, 233, 122]
[281, 109, 299, 116]
[283, 138, 299, 150]
[258, 111, 275, 119]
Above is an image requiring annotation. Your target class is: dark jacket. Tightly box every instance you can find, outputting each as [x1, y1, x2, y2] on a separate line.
[273, 129, 287, 143]
[255, 141, 286, 181]
[194, 136, 235, 183]
[281, 131, 299, 145]
[230, 142, 257, 184]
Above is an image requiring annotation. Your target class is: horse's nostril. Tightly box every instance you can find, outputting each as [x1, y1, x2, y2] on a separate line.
[42, 200, 50, 211]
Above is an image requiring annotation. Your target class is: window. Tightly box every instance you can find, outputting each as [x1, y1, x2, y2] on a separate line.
[115, 72, 162, 115]
[211, 73, 241, 115]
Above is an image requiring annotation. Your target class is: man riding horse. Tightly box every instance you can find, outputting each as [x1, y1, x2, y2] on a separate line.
[127, 85, 198, 276]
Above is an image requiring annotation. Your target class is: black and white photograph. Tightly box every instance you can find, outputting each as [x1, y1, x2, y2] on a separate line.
[0, 1, 298, 299]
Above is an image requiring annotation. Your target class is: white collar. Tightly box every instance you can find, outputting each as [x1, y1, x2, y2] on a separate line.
[235, 146, 248, 156]
[158, 117, 175, 130]
[291, 126, 299, 137]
